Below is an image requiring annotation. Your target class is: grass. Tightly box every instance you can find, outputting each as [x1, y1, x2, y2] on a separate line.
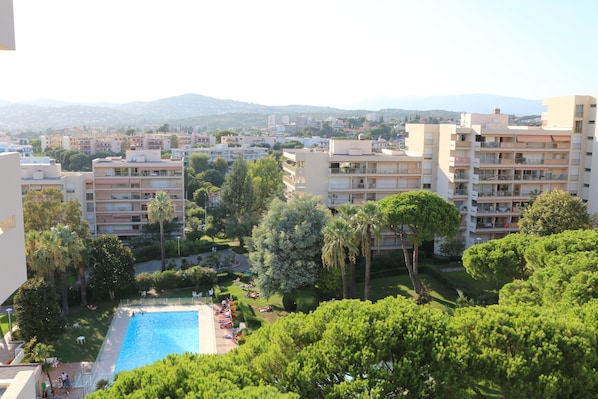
[52, 302, 118, 362]
[47, 259, 488, 363]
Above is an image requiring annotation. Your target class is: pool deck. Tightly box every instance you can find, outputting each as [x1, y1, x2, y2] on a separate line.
[92, 302, 229, 384]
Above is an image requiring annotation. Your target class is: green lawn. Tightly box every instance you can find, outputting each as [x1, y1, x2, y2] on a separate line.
[52, 302, 117, 362]
[48, 264, 489, 362]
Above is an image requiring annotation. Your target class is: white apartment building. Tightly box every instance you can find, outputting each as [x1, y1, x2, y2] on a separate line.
[221, 135, 276, 148]
[171, 145, 268, 165]
[91, 149, 184, 241]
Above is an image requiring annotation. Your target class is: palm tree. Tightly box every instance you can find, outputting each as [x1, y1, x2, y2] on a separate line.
[336, 203, 360, 298]
[148, 191, 176, 271]
[23, 339, 57, 397]
[354, 201, 383, 301]
[33, 230, 63, 283]
[53, 225, 84, 315]
[322, 217, 358, 299]
[25, 230, 42, 278]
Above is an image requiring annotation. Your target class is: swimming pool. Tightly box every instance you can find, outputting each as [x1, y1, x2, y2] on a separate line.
[113, 311, 199, 375]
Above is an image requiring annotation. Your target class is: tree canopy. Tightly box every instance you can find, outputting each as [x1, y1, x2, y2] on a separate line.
[249, 195, 330, 298]
[378, 191, 461, 295]
[89, 235, 136, 301]
[220, 159, 258, 247]
[519, 189, 593, 236]
[462, 233, 536, 284]
[14, 277, 65, 343]
[88, 295, 598, 399]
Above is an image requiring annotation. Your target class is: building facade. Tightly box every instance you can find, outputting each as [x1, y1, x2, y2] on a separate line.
[407, 95, 596, 247]
[171, 145, 268, 165]
[91, 149, 184, 241]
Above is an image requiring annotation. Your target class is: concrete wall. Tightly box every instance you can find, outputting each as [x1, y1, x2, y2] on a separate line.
[0, 0, 15, 50]
[0, 153, 27, 304]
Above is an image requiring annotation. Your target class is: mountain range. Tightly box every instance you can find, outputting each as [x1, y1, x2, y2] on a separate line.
[0, 93, 543, 131]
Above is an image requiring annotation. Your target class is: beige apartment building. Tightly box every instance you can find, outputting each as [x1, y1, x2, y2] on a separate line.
[283, 95, 597, 249]
[406, 95, 596, 247]
[282, 139, 427, 248]
[92, 149, 184, 241]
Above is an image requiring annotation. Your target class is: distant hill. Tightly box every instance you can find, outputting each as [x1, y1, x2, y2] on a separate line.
[0, 93, 537, 131]
[350, 94, 544, 115]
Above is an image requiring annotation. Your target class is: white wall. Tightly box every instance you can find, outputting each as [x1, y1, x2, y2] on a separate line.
[0, 153, 27, 304]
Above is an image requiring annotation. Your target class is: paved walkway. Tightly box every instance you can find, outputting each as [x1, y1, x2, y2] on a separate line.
[135, 248, 251, 275]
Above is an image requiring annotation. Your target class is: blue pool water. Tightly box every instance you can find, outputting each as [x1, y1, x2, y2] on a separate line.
[114, 311, 199, 375]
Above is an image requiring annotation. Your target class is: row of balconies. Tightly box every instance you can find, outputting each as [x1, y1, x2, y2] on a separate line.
[478, 142, 570, 150]
[478, 173, 569, 181]
[329, 167, 421, 175]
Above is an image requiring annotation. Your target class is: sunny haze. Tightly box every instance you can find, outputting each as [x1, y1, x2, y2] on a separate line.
[1, 0, 597, 108]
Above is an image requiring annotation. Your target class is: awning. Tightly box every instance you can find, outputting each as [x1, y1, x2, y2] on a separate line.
[516, 135, 551, 142]
[551, 136, 571, 142]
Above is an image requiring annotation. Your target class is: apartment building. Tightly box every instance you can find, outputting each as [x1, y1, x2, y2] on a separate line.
[407, 95, 596, 247]
[92, 149, 184, 241]
[171, 145, 268, 165]
[221, 135, 276, 148]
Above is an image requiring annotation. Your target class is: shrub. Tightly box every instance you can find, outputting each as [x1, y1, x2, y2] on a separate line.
[154, 270, 177, 292]
[136, 272, 154, 292]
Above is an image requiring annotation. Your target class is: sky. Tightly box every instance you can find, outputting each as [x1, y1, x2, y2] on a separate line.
[2, 0, 597, 108]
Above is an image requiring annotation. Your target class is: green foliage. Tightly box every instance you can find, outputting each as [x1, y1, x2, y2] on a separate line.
[148, 191, 176, 271]
[89, 235, 137, 301]
[249, 195, 331, 297]
[188, 152, 211, 173]
[220, 159, 259, 247]
[462, 233, 535, 284]
[519, 189, 593, 236]
[450, 305, 598, 398]
[378, 191, 461, 295]
[499, 230, 598, 308]
[439, 237, 466, 260]
[14, 277, 65, 343]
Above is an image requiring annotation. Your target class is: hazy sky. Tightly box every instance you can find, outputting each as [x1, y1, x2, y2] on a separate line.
[2, 0, 596, 107]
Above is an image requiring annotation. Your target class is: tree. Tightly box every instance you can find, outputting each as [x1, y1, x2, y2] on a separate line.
[52, 224, 84, 315]
[438, 237, 466, 261]
[14, 277, 65, 343]
[148, 191, 176, 271]
[354, 201, 383, 300]
[89, 235, 136, 300]
[23, 338, 59, 396]
[249, 155, 284, 215]
[378, 191, 461, 295]
[220, 159, 258, 248]
[23, 187, 64, 232]
[462, 233, 536, 284]
[321, 218, 357, 299]
[62, 199, 92, 307]
[335, 203, 360, 298]
[450, 304, 598, 398]
[519, 189, 592, 236]
[198, 169, 225, 187]
[249, 195, 330, 298]
[213, 156, 228, 174]
[188, 153, 210, 174]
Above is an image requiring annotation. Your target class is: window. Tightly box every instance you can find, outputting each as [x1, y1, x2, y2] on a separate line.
[423, 183, 431, 189]
[576, 104, 584, 118]
[590, 121, 595, 125]
[86, 193, 94, 200]
[575, 121, 583, 133]
[591, 104, 597, 108]
[584, 183, 590, 187]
